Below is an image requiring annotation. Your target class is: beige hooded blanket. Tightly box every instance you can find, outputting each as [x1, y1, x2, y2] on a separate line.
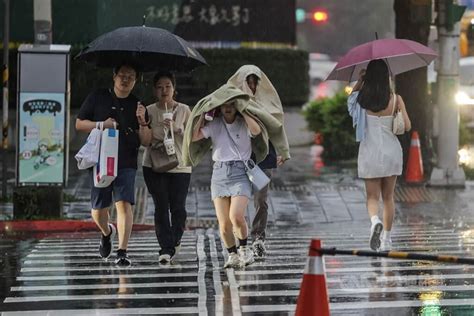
[227, 65, 284, 120]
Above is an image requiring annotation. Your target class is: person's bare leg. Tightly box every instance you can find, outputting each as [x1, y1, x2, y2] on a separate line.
[91, 208, 111, 235]
[364, 178, 382, 218]
[213, 197, 234, 247]
[115, 201, 133, 250]
[381, 176, 397, 231]
[229, 196, 249, 240]
[365, 178, 383, 250]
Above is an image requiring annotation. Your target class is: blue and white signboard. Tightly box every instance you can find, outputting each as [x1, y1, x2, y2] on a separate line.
[18, 92, 66, 185]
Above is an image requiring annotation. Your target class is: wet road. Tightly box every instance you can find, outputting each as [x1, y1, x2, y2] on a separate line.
[2, 224, 474, 315]
[3, 148, 474, 314]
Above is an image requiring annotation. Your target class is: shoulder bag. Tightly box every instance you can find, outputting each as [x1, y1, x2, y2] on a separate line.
[392, 94, 405, 135]
[149, 108, 179, 173]
[222, 119, 270, 191]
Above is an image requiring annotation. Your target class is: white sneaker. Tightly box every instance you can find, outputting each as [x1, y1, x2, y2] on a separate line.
[369, 219, 383, 251]
[224, 252, 241, 268]
[159, 254, 172, 264]
[380, 238, 392, 251]
[239, 246, 255, 267]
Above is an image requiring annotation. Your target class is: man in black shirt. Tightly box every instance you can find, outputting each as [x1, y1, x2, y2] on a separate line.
[76, 64, 151, 266]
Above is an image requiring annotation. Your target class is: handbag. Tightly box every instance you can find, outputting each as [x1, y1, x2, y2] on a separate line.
[244, 159, 271, 191]
[392, 94, 405, 135]
[149, 141, 179, 173]
[222, 119, 270, 191]
[149, 117, 179, 173]
[93, 123, 119, 188]
[75, 122, 103, 170]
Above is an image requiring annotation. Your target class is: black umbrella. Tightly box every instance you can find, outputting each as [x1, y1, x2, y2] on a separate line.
[75, 26, 207, 72]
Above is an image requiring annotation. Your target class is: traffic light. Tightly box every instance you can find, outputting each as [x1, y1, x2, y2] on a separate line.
[436, 0, 466, 31]
[445, 0, 466, 31]
[295, 8, 329, 24]
[296, 8, 306, 23]
[312, 9, 329, 24]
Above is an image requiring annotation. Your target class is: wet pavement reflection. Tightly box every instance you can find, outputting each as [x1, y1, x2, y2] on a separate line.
[3, 224, 474, 315]
[3, 147, 474, 314]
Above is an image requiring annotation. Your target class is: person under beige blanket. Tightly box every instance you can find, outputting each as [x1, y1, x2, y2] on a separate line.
[227, 65, 290, 259]
[182, 84, 290, 168]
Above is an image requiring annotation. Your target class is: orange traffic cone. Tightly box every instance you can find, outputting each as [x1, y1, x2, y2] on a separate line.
[405, 131, 424, 183]
[295, 239, 330, 316]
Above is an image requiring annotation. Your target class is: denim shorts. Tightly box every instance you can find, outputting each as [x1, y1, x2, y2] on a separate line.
[211, 161, 252, 200]
[89, 168, 136, 209]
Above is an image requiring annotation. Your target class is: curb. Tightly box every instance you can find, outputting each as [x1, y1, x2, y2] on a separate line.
[0, 220, 154, 233]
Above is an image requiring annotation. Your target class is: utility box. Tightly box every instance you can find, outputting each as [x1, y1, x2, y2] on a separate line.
[16, 44, 71, 187]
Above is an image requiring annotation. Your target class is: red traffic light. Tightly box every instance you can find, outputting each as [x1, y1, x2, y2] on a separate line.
[312, 10, 328, 23]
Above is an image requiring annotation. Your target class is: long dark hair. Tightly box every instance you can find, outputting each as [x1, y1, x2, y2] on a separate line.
[357, 59, 391, 112]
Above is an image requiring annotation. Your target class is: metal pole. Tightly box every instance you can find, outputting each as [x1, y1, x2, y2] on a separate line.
[314, 247, 474, 265]
[429, 0, 466, 186]
[2, 0, 10, 200]
[34, 0, 52, 44]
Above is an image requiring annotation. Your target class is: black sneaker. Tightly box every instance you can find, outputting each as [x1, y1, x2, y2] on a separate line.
[252, 239, 266, 259]
[99, 223, 116, 259]
[115, 249, 131, 266]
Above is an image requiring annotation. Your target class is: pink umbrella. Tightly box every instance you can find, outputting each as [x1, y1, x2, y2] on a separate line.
[326, 38, 437, 81]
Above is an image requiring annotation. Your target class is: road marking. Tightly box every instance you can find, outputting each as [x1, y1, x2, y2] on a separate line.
[0, 307, 200, 315]
[34, 243, 196, 249]
[4, 293, 199, 303]
[208, 232, 224, 316]
[17, 272, 198, 281]
[23, 257, 198, 265]
[21, 264, 197, 272]
[240, 304, 295, 313]
[10, 282, 197, 292]
[331, 299, 474, 310]
[197, 234, 207, 316]
[30, 248, 196, 254]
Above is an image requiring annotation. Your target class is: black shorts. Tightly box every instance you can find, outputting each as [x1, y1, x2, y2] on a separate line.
[89, 168, 136, 209]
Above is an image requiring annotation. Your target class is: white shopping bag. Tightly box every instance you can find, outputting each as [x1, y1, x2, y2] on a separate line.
[75, 122, 103, 170]
[93, 126, 119, 188]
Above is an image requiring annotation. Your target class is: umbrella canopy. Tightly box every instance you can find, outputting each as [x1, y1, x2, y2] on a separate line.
[75, 26, 207, 72]
[326, 38, 437, 81]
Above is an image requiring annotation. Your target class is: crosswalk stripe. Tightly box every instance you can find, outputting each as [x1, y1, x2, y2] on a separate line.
[21, 264, 197, 272]
[331, 299, 474, 310]
[0, 307, 200, 315]
[17, 272, 198, 281]
[196, 234, 207, 316]
[208, 233, 224, 316]
[22, 257, 198, 265]
[10, 282, 198, 291]
[234, 264, 474, 275]
[4, 293, 199, 303]
[30, 248, 196, 253]
[34, 244, 196, 249]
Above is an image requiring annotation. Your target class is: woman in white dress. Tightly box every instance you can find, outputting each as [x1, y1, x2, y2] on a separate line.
[347, 59, 411, 251]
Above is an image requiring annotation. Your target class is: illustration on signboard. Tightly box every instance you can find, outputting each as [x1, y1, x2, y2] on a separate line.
[18, 93, 65, 185]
